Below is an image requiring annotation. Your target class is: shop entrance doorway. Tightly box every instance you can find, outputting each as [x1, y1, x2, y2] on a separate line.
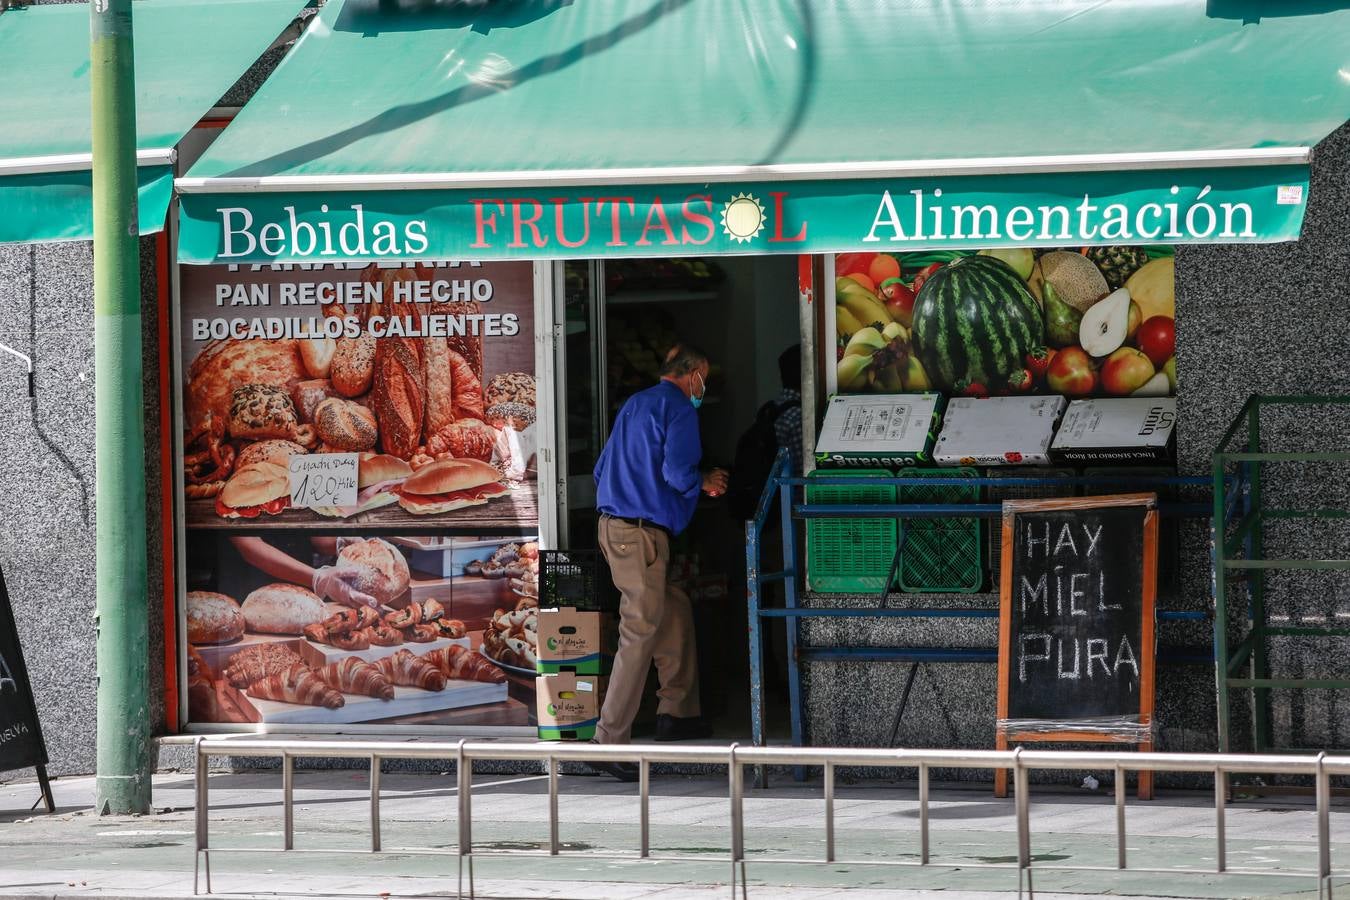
[555, 257, 798, 741]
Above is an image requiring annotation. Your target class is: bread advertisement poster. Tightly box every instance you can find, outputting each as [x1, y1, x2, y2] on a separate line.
[832, 247, 1177, 400]
[175, 262, 542, 729]
[177, 261, 539, 530]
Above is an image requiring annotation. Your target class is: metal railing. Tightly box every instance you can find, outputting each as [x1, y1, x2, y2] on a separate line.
[193, 738, 1344, 900]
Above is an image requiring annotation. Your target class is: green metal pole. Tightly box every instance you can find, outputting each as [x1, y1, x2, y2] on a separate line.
[92, 0, 151, 815]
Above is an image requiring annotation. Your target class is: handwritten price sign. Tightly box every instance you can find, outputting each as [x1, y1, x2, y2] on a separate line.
[289, 453, 359, 509]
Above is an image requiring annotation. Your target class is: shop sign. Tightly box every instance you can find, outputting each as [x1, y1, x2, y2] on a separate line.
[174, 261, 542, 731]
[177, 165, 1310, 264]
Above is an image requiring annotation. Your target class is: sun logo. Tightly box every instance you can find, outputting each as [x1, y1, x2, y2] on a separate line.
[720, 193, 767, 243]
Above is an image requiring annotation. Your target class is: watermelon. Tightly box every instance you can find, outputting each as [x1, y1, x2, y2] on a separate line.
[910, 255, 1042, 392]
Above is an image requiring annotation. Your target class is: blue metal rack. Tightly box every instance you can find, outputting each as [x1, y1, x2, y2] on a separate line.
[744, 451, 1215, 776]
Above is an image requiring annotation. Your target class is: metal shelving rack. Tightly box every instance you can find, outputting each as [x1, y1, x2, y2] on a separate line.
[1212, 395, 1350, 755]
[745, 451, 1214, 774]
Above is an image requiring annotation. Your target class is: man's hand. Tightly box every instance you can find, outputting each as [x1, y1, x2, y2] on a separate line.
[702, 468, 730, 497]
[312, 565, 380, 610]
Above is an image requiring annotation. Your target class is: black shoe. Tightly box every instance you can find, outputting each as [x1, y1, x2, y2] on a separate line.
[585, 740, 639, 782]
[654, 714, 714, 742]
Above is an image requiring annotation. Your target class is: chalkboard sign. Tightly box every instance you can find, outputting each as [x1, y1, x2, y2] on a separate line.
[0, 564, 55, 812]
[995, 494, 1158, 799]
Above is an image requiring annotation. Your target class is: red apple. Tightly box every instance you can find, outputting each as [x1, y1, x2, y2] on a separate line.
[1135, 316, 1176, 367]
[1101, 347, 1156, 396]
[1046, 346, 1097, 396]
[880, 278, 916, 326]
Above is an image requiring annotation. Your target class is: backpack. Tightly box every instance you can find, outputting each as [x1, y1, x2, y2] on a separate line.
[728, 399, 795, 521]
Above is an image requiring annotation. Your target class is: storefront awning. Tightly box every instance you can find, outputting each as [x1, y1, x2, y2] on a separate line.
[0, 0, 306, 245]
[177, 0, 1350, 264]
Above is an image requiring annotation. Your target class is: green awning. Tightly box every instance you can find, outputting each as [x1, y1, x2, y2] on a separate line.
[178, 0, 1350, 264]
[0, 0, 305, 245]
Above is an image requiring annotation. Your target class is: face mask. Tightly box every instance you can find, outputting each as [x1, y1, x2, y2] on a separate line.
[690, 371, 706, 409]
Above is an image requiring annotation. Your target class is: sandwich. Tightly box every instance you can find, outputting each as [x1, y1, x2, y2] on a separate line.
[395, 458, 508, 515]
[215, 462, 292, 519]
[313, 453, 413, 518]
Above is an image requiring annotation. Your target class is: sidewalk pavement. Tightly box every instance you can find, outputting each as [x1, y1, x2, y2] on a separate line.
[0, 767, 1344, 900]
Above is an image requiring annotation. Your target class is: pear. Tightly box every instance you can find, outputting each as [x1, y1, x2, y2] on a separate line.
[978, 248, 1035, 281]
[1079, 287, 1131, 357]
[844, 327, 886, 358]
[1043, 282, 1083, 348]
[1131, 372, 1172, 397]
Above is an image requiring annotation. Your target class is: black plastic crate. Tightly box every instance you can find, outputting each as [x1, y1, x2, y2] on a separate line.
[540, 549, 616, 611]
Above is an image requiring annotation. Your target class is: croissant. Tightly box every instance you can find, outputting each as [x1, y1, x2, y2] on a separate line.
[424, 645, 506, 684]
[424, 419, 494, 462]
[404, 622, 441, 643]
[377, 649, 446, 691]
[437, 618, 467, 639]
[366, 624, 404, 647]
[223, 645, 303, 689]
[320, 658, 394, 700]
[247, 663, 344, 709]
[331, 629, 371, 651]
[383, 603, 422, 630]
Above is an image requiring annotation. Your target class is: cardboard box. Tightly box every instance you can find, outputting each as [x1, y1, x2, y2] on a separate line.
[1050, 398, 1177, 464]
[535, 607, 613, 675]
[934, 395, 1067, 466]
[814, 393, 943, 468]
[536, 672, 607, 741]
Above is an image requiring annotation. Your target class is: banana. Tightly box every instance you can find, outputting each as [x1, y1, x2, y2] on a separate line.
[836, 354, 871, 391]
[844, 326, 886, 358]
[882, 322, 908, 343]
[902, 356, 931, 391]
[874, 366, 903, 392]
[835, 305, 864, 338]
[836, 280, 893, 328]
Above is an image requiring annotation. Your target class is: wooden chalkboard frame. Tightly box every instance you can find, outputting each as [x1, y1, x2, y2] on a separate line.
[0, 564, 55, 813]
[994, 494, 1158, 800]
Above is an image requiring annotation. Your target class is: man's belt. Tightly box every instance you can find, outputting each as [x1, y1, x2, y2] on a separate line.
[604, 514, 674, 541]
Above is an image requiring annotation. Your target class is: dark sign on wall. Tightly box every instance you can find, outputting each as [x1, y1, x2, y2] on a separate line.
[995, 494, 1158, 799]
[0, 565, 54, 812]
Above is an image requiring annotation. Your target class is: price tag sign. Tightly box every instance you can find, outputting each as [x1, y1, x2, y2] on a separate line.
[289, 453, 359, 509]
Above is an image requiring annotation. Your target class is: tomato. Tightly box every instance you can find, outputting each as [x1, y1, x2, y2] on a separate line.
[835, 252, 878, 278]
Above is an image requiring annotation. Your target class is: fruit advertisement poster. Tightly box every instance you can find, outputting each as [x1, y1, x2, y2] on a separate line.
[174, 261, 542, 731]
[833, 248, 1176, 399]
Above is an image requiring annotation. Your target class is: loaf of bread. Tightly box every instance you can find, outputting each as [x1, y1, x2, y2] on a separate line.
[314, 397, 378, 451]
[422, 338, 456, 438]
[300, 337, 336, 379]
[186, 591, 245, 644]
[485, 372, 536, 409]
[290, 379, 337, 423]
[331, 334, 376, 397]
[335, 537, 411, 606]
[371, 337, 425, 459]
[240, 583, 327, 635]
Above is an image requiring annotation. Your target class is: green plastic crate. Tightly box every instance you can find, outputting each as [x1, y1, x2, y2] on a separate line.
[806, 469, 897, 594]
[897, 468, 983, 593]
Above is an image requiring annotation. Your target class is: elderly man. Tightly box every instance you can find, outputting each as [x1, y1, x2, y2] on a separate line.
[589, 342, 729, 780]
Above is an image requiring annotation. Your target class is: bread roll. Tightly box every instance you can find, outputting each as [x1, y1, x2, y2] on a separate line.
[336, 538, 411, 606]
[236, 439, 306, 469]
[485, 372, 536, 409]
[300, 337, 336, 378]
[331, 334, 376, 397]
[186, 591, 245, 644]
[240, 583, 327, 635]
[290, 379, 337, 423]
[314, 397, 378, 451]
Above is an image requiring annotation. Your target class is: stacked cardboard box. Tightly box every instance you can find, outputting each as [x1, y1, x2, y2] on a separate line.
[535, 606, 615, 741]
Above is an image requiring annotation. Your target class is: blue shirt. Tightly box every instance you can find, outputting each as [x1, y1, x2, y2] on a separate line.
[594, 380, 702, 534]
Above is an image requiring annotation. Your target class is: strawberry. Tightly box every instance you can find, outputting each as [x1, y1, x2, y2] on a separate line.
[1025, 347, 1054, 380]
[956, 379, 989, 399]
[1006, 368, 1034, 393]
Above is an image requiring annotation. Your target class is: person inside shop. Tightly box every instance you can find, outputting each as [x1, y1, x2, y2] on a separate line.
[588, 341, 730, 781]
[224, 536, 384, 610]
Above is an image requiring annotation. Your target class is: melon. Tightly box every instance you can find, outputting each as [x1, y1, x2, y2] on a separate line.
[1123, 256, 1175, 320]
[1037, 250, 1109, 312]
[910, 255, 1043, 392]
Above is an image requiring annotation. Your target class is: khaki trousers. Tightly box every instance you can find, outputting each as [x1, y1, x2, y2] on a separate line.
[595, 517, 700, 744]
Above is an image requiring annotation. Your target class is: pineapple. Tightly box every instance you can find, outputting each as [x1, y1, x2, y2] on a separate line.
[1085, 246, 1149, 290]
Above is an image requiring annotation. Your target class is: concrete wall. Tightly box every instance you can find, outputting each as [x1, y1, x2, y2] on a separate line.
[801, 119, 1350, 768]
